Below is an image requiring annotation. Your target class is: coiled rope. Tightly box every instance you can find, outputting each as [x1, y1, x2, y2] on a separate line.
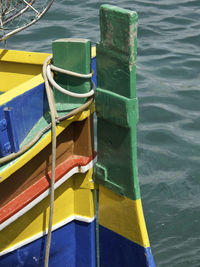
[0, 54, 95, 267]
[0, 56, 95, 166]
[43, 55, 95, 267]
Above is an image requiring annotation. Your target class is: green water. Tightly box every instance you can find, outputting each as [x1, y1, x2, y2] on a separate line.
[2, 1, 200, 266]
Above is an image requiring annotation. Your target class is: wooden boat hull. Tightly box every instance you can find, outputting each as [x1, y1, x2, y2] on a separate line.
[0, 48, 97, 266]
[98, 186, 154, 266]
[0, 165, 96, 267]
[1, 220, 96, 266]
[0, 5, 155, 266]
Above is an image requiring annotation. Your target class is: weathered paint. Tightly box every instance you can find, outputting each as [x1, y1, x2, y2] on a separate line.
[98, 4, 138, 98]
[95, 5, 155, 266]
[95, 4, 140, 200]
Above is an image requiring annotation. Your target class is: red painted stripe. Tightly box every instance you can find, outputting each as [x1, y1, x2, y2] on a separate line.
[0, 153, 96, 224]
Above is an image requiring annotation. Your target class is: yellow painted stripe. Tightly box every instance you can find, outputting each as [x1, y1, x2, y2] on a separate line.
[0, 74, 44, 105]
[0, 49, 51, 65]
[0, 48, 96, 64]
[91, 46, 96, 58]
[0, 48, 95, 181]
[0, 65, 44, 92]
[0, 103, 95, 182]
[0, 168, 95, 253]
[99, 185, 150, 248]
[0, 50, 50, 92]
[0, 46, 96, 65]
[0, 47, 95, 93]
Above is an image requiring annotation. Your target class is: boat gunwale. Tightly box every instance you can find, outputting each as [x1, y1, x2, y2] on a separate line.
[0, 154, 97, 230]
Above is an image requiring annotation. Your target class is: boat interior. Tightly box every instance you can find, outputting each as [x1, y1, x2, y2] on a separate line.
[0, 49, 50, 94]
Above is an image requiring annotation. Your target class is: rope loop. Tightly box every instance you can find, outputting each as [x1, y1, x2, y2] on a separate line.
[0, 53, 95, 267]
[50, 64, 94, 79]
[45, 55, 95, 98]
[43, 54, 95, 267]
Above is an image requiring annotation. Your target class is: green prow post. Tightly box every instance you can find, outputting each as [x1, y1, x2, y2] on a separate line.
[94, 5, 155, 266]
[52, 38, 91, 111]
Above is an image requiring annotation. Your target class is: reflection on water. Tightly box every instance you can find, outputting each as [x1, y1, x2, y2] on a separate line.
[2, 0, 200, 266]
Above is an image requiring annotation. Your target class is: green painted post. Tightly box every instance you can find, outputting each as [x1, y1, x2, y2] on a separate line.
[94, 5, 140, 200]
[52, 38, 91, 111]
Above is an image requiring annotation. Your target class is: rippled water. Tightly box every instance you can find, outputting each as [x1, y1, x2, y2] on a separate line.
[2, 0, 200, 266]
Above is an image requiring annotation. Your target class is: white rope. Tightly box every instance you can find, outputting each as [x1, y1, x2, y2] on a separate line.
[43, 54, 95, 267]
[43, 56, 57, 267]
[0, 53, 95, 267]
[0, 56, 95, 166]
[50, 64, 94, 78]
[46, 64, 95, 98]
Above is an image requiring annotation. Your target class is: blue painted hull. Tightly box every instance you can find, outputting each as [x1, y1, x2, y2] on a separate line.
[0, 83, 48, 157]
[1, 220, 96, 267]
[99, 225, 155, 267]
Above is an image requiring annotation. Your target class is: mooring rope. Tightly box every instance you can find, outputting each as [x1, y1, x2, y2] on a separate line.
[42, 56, 57, 267]
[0, 57, 94, 166]
[0, 53, 95, 267]
[43, 55, 95, 267]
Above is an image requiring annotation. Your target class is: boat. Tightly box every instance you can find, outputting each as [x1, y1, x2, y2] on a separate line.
[0, 3, 155, 267]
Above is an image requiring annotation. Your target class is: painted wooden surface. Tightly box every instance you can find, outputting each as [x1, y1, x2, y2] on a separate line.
[0, 105, 95, 182]
[0, 6, 155, 266]
[0, 168, 96, 266]
[0, 43, 95, 178]
[0, 83, 48, 157]
[94, 5, 155, 266]
[95, 4, 140, 200]
[0, 42, 96, 267]
[1, 220, 96, 267]
[0, 49, 51, 92]
[53, 39, 92, 109]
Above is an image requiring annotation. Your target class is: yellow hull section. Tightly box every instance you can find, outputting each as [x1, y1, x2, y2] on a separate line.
[0, 169, 95, 255]
[99, 185, 150, 248]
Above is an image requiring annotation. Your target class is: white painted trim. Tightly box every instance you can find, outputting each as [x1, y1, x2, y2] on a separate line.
[0, 215, 95, 256]
[0, 157, 97, 231]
